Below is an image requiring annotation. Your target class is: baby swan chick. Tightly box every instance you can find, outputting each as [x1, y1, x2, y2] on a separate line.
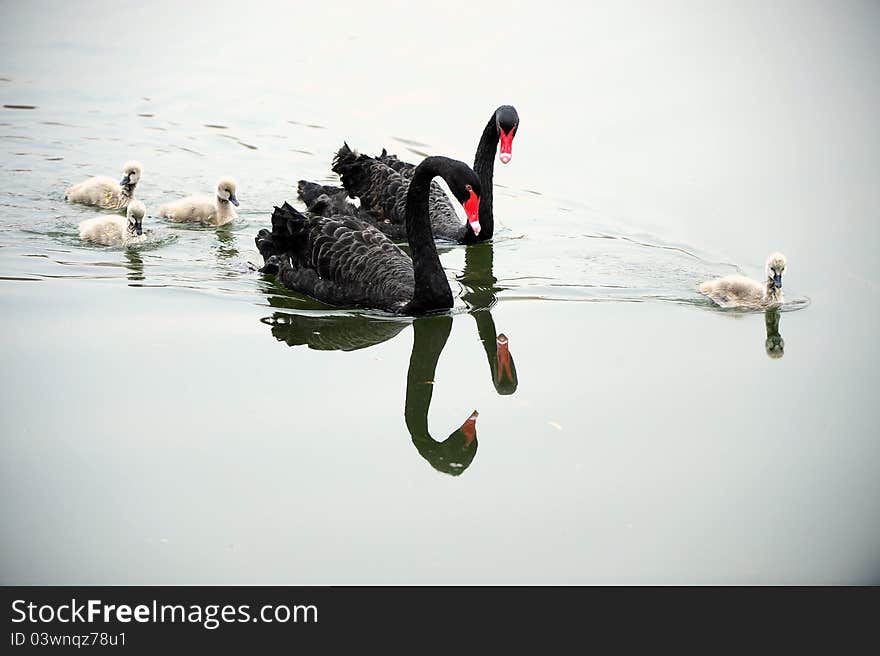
[700, 253, 787, 309]
[65, 160, 142, 210]
[78, 199, 146, 246]
[158, 177, 240, 226]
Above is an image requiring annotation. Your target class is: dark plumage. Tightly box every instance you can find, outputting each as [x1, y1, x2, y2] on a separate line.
[256, 155, 482, 314]
[329, 144, 468, 242]
[296, 105, 519, 243]
[297, 180, 360, 218]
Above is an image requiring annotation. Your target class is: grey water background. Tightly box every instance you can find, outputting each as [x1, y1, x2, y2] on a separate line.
[0, 0, 878, 583]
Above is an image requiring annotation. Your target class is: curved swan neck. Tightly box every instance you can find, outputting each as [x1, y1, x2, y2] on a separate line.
[405, 157, 454, 313]
[472, 309, 499, 353]
[404, 317, 451, 438]
[471, 113, 499, 239]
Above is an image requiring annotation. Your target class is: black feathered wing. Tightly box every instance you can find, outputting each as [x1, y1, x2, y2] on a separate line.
[256, 202, 416, 312]
[333, 145, 465, 242]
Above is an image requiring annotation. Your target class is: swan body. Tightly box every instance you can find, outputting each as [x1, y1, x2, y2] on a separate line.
[327, 144, 480, 244]
[297, 105, 518, 243]
[158, 177, 239, 225]
[256, 155, 482, 314]
[700, 253, 787, 309]
[78, 199, 146, 246]
[65, 160, 142, 210]
[330, 146, 469, 242]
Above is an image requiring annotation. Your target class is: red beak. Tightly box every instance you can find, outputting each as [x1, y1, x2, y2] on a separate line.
[463, 187, 481, 236]
[496, 334, 513, 383]
[498, 125, 515, 164]
[459, 410, 479, 446]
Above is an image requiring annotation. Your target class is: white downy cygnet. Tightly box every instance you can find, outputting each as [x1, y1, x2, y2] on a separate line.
[158, 177, 240, 226]
[78, 199, 146, 246]
[699, 253, 787, 309]
[65, 160, 143, 210]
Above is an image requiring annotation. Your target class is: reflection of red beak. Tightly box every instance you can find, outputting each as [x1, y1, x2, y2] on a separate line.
[498, 126, 515, 164]
[463, 187, 481, 236]
[496, 334, 513, 382]
[460, 410, 478, 446]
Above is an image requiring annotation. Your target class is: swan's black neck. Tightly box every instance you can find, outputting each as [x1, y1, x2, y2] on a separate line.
[404, 157, 455, 314]
[468, 113, 500, 242]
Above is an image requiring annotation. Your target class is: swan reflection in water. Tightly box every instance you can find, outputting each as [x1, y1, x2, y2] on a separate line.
[259, 241, 517, 475]
[213, 224, 239, 261]
[124, 250, 144, 284]
[764, 308, 784, 359]
[457, 241, 517, 394]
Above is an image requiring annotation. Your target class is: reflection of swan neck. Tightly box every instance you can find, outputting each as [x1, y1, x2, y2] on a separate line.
[405, 317, 478, 475]
[460, 242, 499, 311]
[764, 309, 785, 359]
[404, 318, 451, 438]
[472, 311, 518, 395]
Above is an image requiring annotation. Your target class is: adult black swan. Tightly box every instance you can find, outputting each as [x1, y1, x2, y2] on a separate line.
[297, 105, 519, 244]
[256, 155, 481, 314]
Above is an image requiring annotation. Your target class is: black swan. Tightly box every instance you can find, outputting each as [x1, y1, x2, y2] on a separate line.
[297, 105, 519, 243]
[256, 155, 481, 314]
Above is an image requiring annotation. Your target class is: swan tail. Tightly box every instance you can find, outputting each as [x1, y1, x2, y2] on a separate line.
[331, 143, 374, 200]
[255, 227, 277, 258]
[271, 201, 308, 237]
[331, 142, 410, 227]
[255, 202, 310, 268]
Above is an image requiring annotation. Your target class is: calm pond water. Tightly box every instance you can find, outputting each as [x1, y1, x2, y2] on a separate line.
[1, 1, 878, 584]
